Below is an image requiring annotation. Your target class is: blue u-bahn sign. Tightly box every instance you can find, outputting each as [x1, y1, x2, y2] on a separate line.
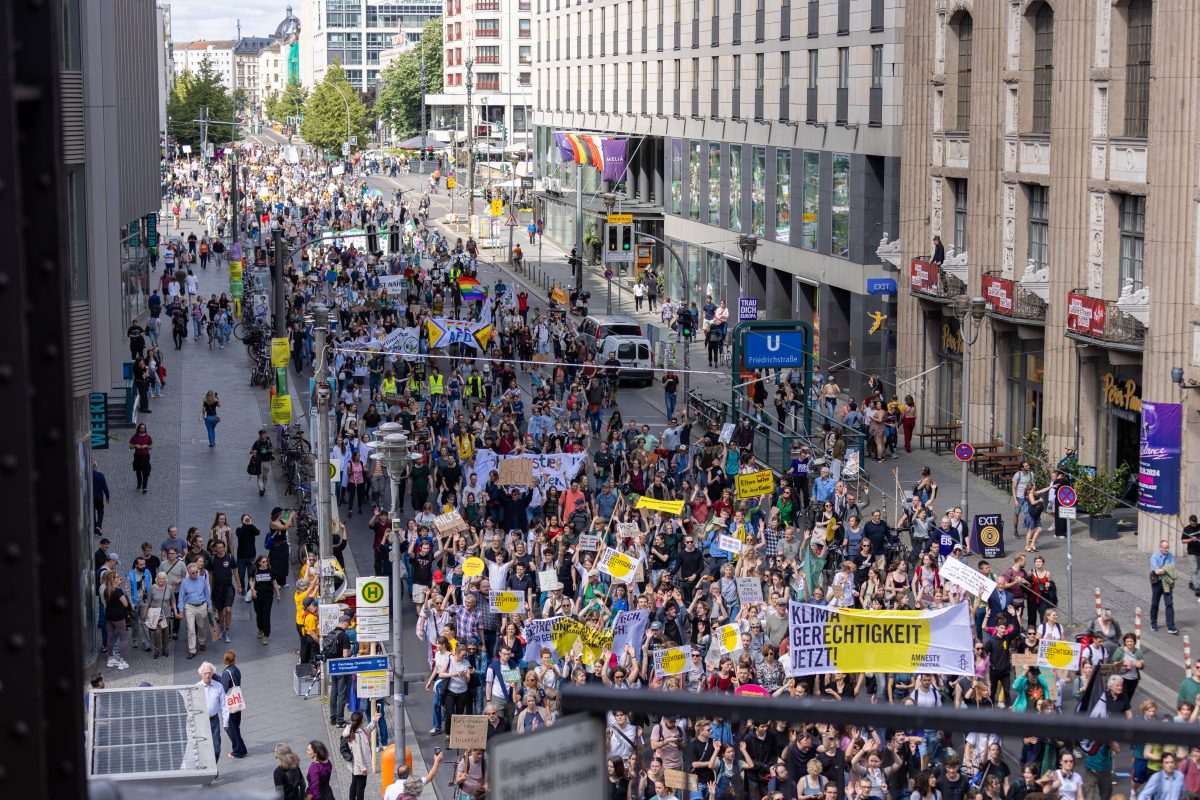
[743, 331, 807, 369]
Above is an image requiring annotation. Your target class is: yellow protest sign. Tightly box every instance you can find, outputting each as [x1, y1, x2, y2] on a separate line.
[463, 556, 485, 577]
[271, 337, 290, 368]
[653, 646, 694, 677]
[736, 469, 776, 499]
[550, 286, 569, 305]
[1038, 640, 1081, 670]
[597, 549, 636, 582]
[718, 624, 741, 653]
[489, 590, 525, 614]
[228, 261, 243, 281]
[550, 618, 614, 665]
[635, 496, 686, 515]
[270, 394, 292, 425]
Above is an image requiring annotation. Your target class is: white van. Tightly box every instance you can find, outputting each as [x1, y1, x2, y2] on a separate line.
[598, 335, 654, 385]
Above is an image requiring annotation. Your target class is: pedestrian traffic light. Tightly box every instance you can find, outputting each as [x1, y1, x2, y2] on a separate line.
[679, 308, 693, 338]
[366, 223, 379, 254]
[621, 224, 633, 252]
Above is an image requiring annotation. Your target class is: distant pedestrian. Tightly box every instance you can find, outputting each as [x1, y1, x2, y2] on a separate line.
[646, 272, 658, 312]
[93, 461, 110, 534]
[342, 711, 380, 800]
[305, 741, 335, 800]
[129, 423, 153, 493]
[196, 661, 228, 759]
[633, 279, 645, 311]
[1150, 539, 1180, 634]
[901, 395, 917, 452]
[202, 390, 221, 447]
[250, 429, 274, 497]
[220, 651, 247, 759]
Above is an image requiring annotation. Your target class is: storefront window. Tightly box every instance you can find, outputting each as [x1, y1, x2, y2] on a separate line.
[705, 250, 725, 304]
[1006, 339, 1045, 445]
[668, 239, 686, 300]
[708, 144, 721, 225]
[729, 145, 743, 231]
[831, 153, 850, 257]
[687, 247, 703, 307]
[670, 139, 683, 215]
[937, 316, 963, 425]
[689, 142, 702, 220]
[751, 146, 766, 237]
[802, 151, 819, 250]
[776, 150, 791, 244]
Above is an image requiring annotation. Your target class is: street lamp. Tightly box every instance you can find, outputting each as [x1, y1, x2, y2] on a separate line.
[950, 294, 988, 529]
[310, 304, 335, 606]
[329, 82, 352, 153]
[368, 424, 418, 771]
[601, 192, 618, 314]
[508, 152, 521, 268]
[738, 235, 758, 302]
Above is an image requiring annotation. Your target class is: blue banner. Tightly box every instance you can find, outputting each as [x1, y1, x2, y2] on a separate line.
[1138, 401, 1182, 515]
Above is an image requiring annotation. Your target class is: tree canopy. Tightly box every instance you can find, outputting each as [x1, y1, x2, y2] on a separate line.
[301, 63, 371, 152]
[166, 56, 234, 149]
[265, 78, 309, 125]
[375, 17, 444, 140]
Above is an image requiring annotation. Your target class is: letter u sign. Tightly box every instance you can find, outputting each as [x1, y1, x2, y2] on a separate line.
[766, 335, 781, 352]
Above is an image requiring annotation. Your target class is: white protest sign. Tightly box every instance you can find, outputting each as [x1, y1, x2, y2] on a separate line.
[611, 610, 649, 658]
[719, 423, 736, 444]
[525, 615, 563, 661]
[597, 549, 637, 583]
[736, 577, 764, 605]
[717, 624, 742, 653]
[718, 534, 744, 555]
[489, 589, 527, 615]
[577, 534, 601, 551]
[938, 556, 997, 601]
[1038, 639, 1082, 671]
[616, 522, 640, 539]
[653, 646, 696, 678]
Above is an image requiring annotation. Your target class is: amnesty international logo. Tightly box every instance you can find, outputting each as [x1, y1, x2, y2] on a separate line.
[978, 524, 1001, 549]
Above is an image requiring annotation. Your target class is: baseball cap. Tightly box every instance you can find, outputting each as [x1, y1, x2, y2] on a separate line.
[650, 621, 663, 631]
[433, 569, 445, 583]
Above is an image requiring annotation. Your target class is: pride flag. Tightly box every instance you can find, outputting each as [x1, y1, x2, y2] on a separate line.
[457, 276, 486, 300]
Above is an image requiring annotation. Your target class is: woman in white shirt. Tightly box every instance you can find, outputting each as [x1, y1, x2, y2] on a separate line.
[1040, 753, 1083, 800]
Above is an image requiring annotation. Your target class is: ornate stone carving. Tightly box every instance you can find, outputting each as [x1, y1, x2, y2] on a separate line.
[1006, 87, 1019, 134]
[876, 234, 903, 268]
[1095, 0, 1110, 68]
[1088, 191, 1106, 293]
[1007, 2, 1021, 72]
[1116, 280, 1150, 326]
[1019, 258, 1050, 303]
[1093, 84, 1108, 138]
[935, 11, 946, 74]
[931, 178, 944, 238]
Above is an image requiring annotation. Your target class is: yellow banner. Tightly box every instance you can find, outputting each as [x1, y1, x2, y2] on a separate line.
[228, 262, 243, 281]
[463, 556, 485, 577]
[270, 394, 292, 425]
[550, 286, 569, 305]
[551, 618, 613, 665]
[736, 469, 776, 499]
[491, 198, 503, 217]
[635, 496, 686, 515]
[271, 337, 290, 368]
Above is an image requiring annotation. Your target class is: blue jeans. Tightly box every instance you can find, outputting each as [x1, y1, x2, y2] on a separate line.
[204, 414, 218, 445]
[193, 318, 202, 337]
[665, 391, 677, 420]
[587, 405, 602, 434]
[209, 714, 222, 759]
[431, 678, 444, 730]
[226, 711, 247, 757]
[236, 558, 254, 591]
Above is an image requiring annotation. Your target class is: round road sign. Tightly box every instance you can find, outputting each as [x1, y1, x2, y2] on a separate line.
[1057, 485, 1077, 507]
[954, 442, 975, 462]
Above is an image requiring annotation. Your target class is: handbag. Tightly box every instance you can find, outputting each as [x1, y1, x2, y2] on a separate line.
[225, 685, 247, 714]
[247, 454, 261, 476]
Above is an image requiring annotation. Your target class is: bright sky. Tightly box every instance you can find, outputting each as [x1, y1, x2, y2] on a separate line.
[168, 0, 288, 43]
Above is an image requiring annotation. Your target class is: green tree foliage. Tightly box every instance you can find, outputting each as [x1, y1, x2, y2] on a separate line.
[301, 63, 370, 152]
[167, 55, 234, 148]
[265, 78, 309, 123]
[375, 17, 445, 140]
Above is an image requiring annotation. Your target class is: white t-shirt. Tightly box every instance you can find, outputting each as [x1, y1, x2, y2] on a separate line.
[382, 777, 426, 800]
[1055, 770, 1082, 800]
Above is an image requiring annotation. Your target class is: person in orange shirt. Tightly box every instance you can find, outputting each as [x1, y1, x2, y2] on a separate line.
[558, 481, 588, 519]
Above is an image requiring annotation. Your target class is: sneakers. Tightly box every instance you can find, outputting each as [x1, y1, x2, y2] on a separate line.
[224, 632, 231, 643]
[116, 660, 129, 670]
[1169, 628, 1181, 635]
[262, 636, 269, 645]
[107, 657, 118, 668]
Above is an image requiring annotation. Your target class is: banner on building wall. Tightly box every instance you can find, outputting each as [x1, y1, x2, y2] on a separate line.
[1138, 400, 1182, 515]
[787, 602, 973, 677]
[601, 138, 629, 182]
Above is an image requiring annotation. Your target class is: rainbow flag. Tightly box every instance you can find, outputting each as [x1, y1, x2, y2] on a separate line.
[457, 276, 486, 300]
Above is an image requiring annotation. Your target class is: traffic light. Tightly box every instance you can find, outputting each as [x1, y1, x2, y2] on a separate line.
[366, 223, 379, 254]
[607, 225, 619, 253]
[389, 223, 401, 253]
[621, 224, 633, 252]
[679, 308, 694, 338]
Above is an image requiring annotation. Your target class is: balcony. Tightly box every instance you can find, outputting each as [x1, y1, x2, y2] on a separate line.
[909, 254, 966, 301]
[1065, 285, 1148, 350]
[981, 268, 1047, 323]
[476, 0, 500, 8]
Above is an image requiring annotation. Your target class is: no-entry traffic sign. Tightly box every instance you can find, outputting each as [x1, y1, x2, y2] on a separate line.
[1057, 485, 1077, 508]
[954, 442, 975, 462]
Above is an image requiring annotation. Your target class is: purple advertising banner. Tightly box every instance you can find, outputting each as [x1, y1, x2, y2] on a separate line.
[554, 132, 574, 163]
[601, 138, 628, 182]
[1138, 400, 1182, 515]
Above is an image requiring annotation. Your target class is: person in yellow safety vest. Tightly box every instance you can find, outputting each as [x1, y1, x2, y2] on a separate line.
[453, 424, 475, 460]
[381, 371, 398, 398]
[407, 371, 422, 395]
[427, 368, 445, 399]
[466, 369, 485, 406]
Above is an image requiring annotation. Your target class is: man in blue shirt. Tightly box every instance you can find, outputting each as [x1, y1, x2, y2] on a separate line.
[811, 466, 836, 504]
[1139, 751, 1185, 800]
[177, 561, 213, 658]
[1150, 538, 1180, 634]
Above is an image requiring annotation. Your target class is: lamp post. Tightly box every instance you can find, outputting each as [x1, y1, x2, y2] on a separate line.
[737, 234, 758, 302]
[950, 295, 988, 529]
[329, 82, 352, 154]
[369, 423, 416, 765]
[466, 59, 476, 220]
[508, 152, 520, 268]
[601, 192, 618, 314]
[310, 304, 335, 606]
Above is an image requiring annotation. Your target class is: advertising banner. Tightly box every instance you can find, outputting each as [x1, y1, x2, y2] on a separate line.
[787, 602, 973, 677]
[601, 138, 629, 182]
[910, 259, 940, 294]
[969, 514, 1006, 559]
[1066, 293, 1107, 337]
[981, 275, 1015, 316]
[1138, 401, 1182, 515]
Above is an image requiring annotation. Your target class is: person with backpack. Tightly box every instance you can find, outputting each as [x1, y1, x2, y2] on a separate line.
[326, 614, 353, 726]
[341, 711, 379, 800]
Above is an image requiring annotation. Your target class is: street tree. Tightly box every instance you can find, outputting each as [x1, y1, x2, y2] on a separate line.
[166, 55, 234, 149]
[375, 17, 444, 140]
[301, 63, 370, 153]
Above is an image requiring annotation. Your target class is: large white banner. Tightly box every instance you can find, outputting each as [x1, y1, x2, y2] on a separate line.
[470, 449, 587, 492]
[611, 610, 649, 658]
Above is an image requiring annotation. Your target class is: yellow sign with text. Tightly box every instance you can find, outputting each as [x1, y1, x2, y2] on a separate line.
[736, 470, 776, 499]
[270, 394, 292, 425]
[271, 337, 290, 368]
[491, 198, 503, 217]
[463, 557, 486, 577]
[635, 496, 686, 515]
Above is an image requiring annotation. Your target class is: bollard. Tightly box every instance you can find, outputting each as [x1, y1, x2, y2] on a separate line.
[1135, 607, 1142, 644]
[1095, 587, 1103, 618]
[1185, 635, 1193, 676]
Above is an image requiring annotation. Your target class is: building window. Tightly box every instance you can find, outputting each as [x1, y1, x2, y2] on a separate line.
[476, 45, 500, 64]
[730, 145, 743, 231]
[776, 150, 791, 244]
[837, 47, 848, 88]
[1007, 340, 1045, 445]
[1118, 193, 1146, 290]
[519, 46, 531, 64]
[871, 45, 883, 88]
[519, 19, 531, 37]
[1032, 4, 1053, 133]
[476, 19, 500, 37]
[832, 153, 850, 256]
[751, 146, 766, 236]
[689, 142, 701, 219]
[801, 151, 819, 250]
[955, 14, 972, 130]
[1124, 0, 1152, 138]
[950, 178, 968, 254]
[1027, 184, 1049, 269]
[732, 54, 741, 118]
[66, 166, 88, 302]
[711, 56, 720, 116]
[671, 139, 683, 214]
[708, 144, 721, 225]
[477, 72, 500, 90]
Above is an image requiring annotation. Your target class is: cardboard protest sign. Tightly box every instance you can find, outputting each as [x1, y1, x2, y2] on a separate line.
[497, 458, 535, 487]
[736, 577, 764, 604]
[450, 715, 488, 749]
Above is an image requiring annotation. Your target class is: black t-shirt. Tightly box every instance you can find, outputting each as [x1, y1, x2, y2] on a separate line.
[144, 554, 161, 578]
[863, 520, 889, 554]
[936, 769, 968, 800]
[411, 551, 434, 585]
[1184, 524, 1200, 555]
[685, 737, 716, 783]
[235, 524, 260, 560]
[210, 554, 235, 587]
[254, 567, 273, 586]
[104, 588, 127, 621]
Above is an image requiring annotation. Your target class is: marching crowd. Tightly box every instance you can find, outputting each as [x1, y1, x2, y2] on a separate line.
[93, 147, 1200, 800]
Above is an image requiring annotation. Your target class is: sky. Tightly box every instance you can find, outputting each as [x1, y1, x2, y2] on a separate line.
[169, 0, 290, 43]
